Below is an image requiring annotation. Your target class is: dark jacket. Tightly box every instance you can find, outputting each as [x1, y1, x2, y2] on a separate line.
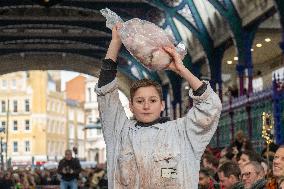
[58, 158, 81, 181]
[231, 182, 244, 189]
[249, 178, 267, 189]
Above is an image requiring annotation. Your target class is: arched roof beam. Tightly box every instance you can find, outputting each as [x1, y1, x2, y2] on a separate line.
[208, 0, 275, 94]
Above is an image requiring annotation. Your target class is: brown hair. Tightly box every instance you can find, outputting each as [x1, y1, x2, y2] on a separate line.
[130, 79, 163, 102]
[218, 161, 241, 179]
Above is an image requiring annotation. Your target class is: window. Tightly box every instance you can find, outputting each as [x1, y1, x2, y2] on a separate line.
[1, 101, 5, 113]
[25, 141, 30, 152]
[13, 120, 18, 131]
[13, 141, 18, 152]
[25, 120, 30, 130]
[25, 99, 30, 112]
[2, 80, 7, 89]
[12, 79, 16, 88]
[88, 87, 92, 102]
[13, 100, 17, 113]
[1, 121, 5, 129]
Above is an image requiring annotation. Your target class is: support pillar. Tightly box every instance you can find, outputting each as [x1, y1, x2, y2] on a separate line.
[236, 64, 245, 96]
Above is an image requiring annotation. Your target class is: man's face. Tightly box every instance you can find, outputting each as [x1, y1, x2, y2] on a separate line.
[65, 151, 72, 160]
[218, 172, 237, 189]
[130, 86, 165, 123]
[238, 154, 250, 170]
[273, 147, 284, 178]
[199, 172, 210, 188]
[241, 164, 262, 189]
[202, 158, 212, 169]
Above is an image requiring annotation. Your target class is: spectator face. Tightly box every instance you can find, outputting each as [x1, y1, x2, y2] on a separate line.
[279, 181, 284, 189]
[65, 150, 73, 160]
[238, 154, 250, 170]
[218, 171, 237, 189]
[273, 147, 284, 178]
[130, 86, 165, 123]
[241, 164, 262, 189]
[202, 158, 211, 169]
[198, 172, 210, 188]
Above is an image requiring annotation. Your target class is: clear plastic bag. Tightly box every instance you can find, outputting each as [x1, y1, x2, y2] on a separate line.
[100, 8, 187, 71]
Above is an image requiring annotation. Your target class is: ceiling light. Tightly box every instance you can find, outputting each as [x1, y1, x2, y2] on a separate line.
[227, 60, 233, 64]
[265, 38, 271, 42]
[256, 43, 262, 47]
[234, 57, 238, 61]
[251, 49, 254, 52]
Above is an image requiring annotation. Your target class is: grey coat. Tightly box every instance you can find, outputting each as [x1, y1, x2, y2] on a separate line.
[95, 79, 222, 189]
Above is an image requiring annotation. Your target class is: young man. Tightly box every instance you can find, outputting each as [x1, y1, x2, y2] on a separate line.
[58, 149, 81, 189]
[199, 168, 220, 189]
[95, 25, 222, 188]
[218, 161, 244, 189]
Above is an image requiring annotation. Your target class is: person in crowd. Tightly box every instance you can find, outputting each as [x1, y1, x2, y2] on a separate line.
[238, 150, 262, 170]
[58, 149, 81, 189]
[278, 176, 284, 189]
[95, 24, 222, 188]
[273, 146, 284, 181]
[240, 137, 253, 152]
[1, 172, 14, 189]
[241, 161, 266, 189]
[232, 130, 245, 153]
[199, 168, 220, 189]
[217, 161, 244, 189]
[202, 153, 219, 181]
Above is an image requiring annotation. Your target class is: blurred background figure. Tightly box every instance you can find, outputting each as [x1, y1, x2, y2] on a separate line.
[198, 168, 220, 189]
[58, 149, 81, 189]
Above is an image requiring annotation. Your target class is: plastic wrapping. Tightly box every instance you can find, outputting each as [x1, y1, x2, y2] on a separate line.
[101, 8, 187, 70]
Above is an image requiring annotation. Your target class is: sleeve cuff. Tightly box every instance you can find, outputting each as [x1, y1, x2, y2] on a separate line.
[188, 81, 212, 101]
[95, 79, 118, 96]
[193, 82, 207, 96]
[101, 59, 118, 70]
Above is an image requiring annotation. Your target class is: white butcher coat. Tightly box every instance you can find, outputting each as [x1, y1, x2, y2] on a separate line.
[95, 79, 222, 189]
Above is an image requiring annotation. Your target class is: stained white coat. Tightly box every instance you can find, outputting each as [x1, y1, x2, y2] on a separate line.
[95, 79, 222, 189]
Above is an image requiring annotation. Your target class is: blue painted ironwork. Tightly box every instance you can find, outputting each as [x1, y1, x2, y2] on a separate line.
[275, 0, 284, 56]
[272, 74, 284, 145]
[149, 0, 224, 90]
[208, 0, 261, 95]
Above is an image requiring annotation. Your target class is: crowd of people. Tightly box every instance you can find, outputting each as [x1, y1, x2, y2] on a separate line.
[0, 166, 107, 189]
[199, 130, 284, 189]
[0, 130, 284, 189]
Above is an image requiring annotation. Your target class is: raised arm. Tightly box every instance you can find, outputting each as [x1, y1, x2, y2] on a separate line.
[95, 24, 129, 148]
[164, 47, 222, 158]
[105, 24, 122, 62]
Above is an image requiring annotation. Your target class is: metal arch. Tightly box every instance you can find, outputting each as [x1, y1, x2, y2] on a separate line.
[0, 2, 154, 20]
[0, 48, 139, 81]
[0, 24, 107, 35]
[149, 0, 225, 91]
[0, 39, 105, 49]
[0, 17, 110, 33]
[147, 0, 215, 66]
[208, 0, 263, 95]
[0, 28, 160, 83]
[0, 2, 162, 82]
